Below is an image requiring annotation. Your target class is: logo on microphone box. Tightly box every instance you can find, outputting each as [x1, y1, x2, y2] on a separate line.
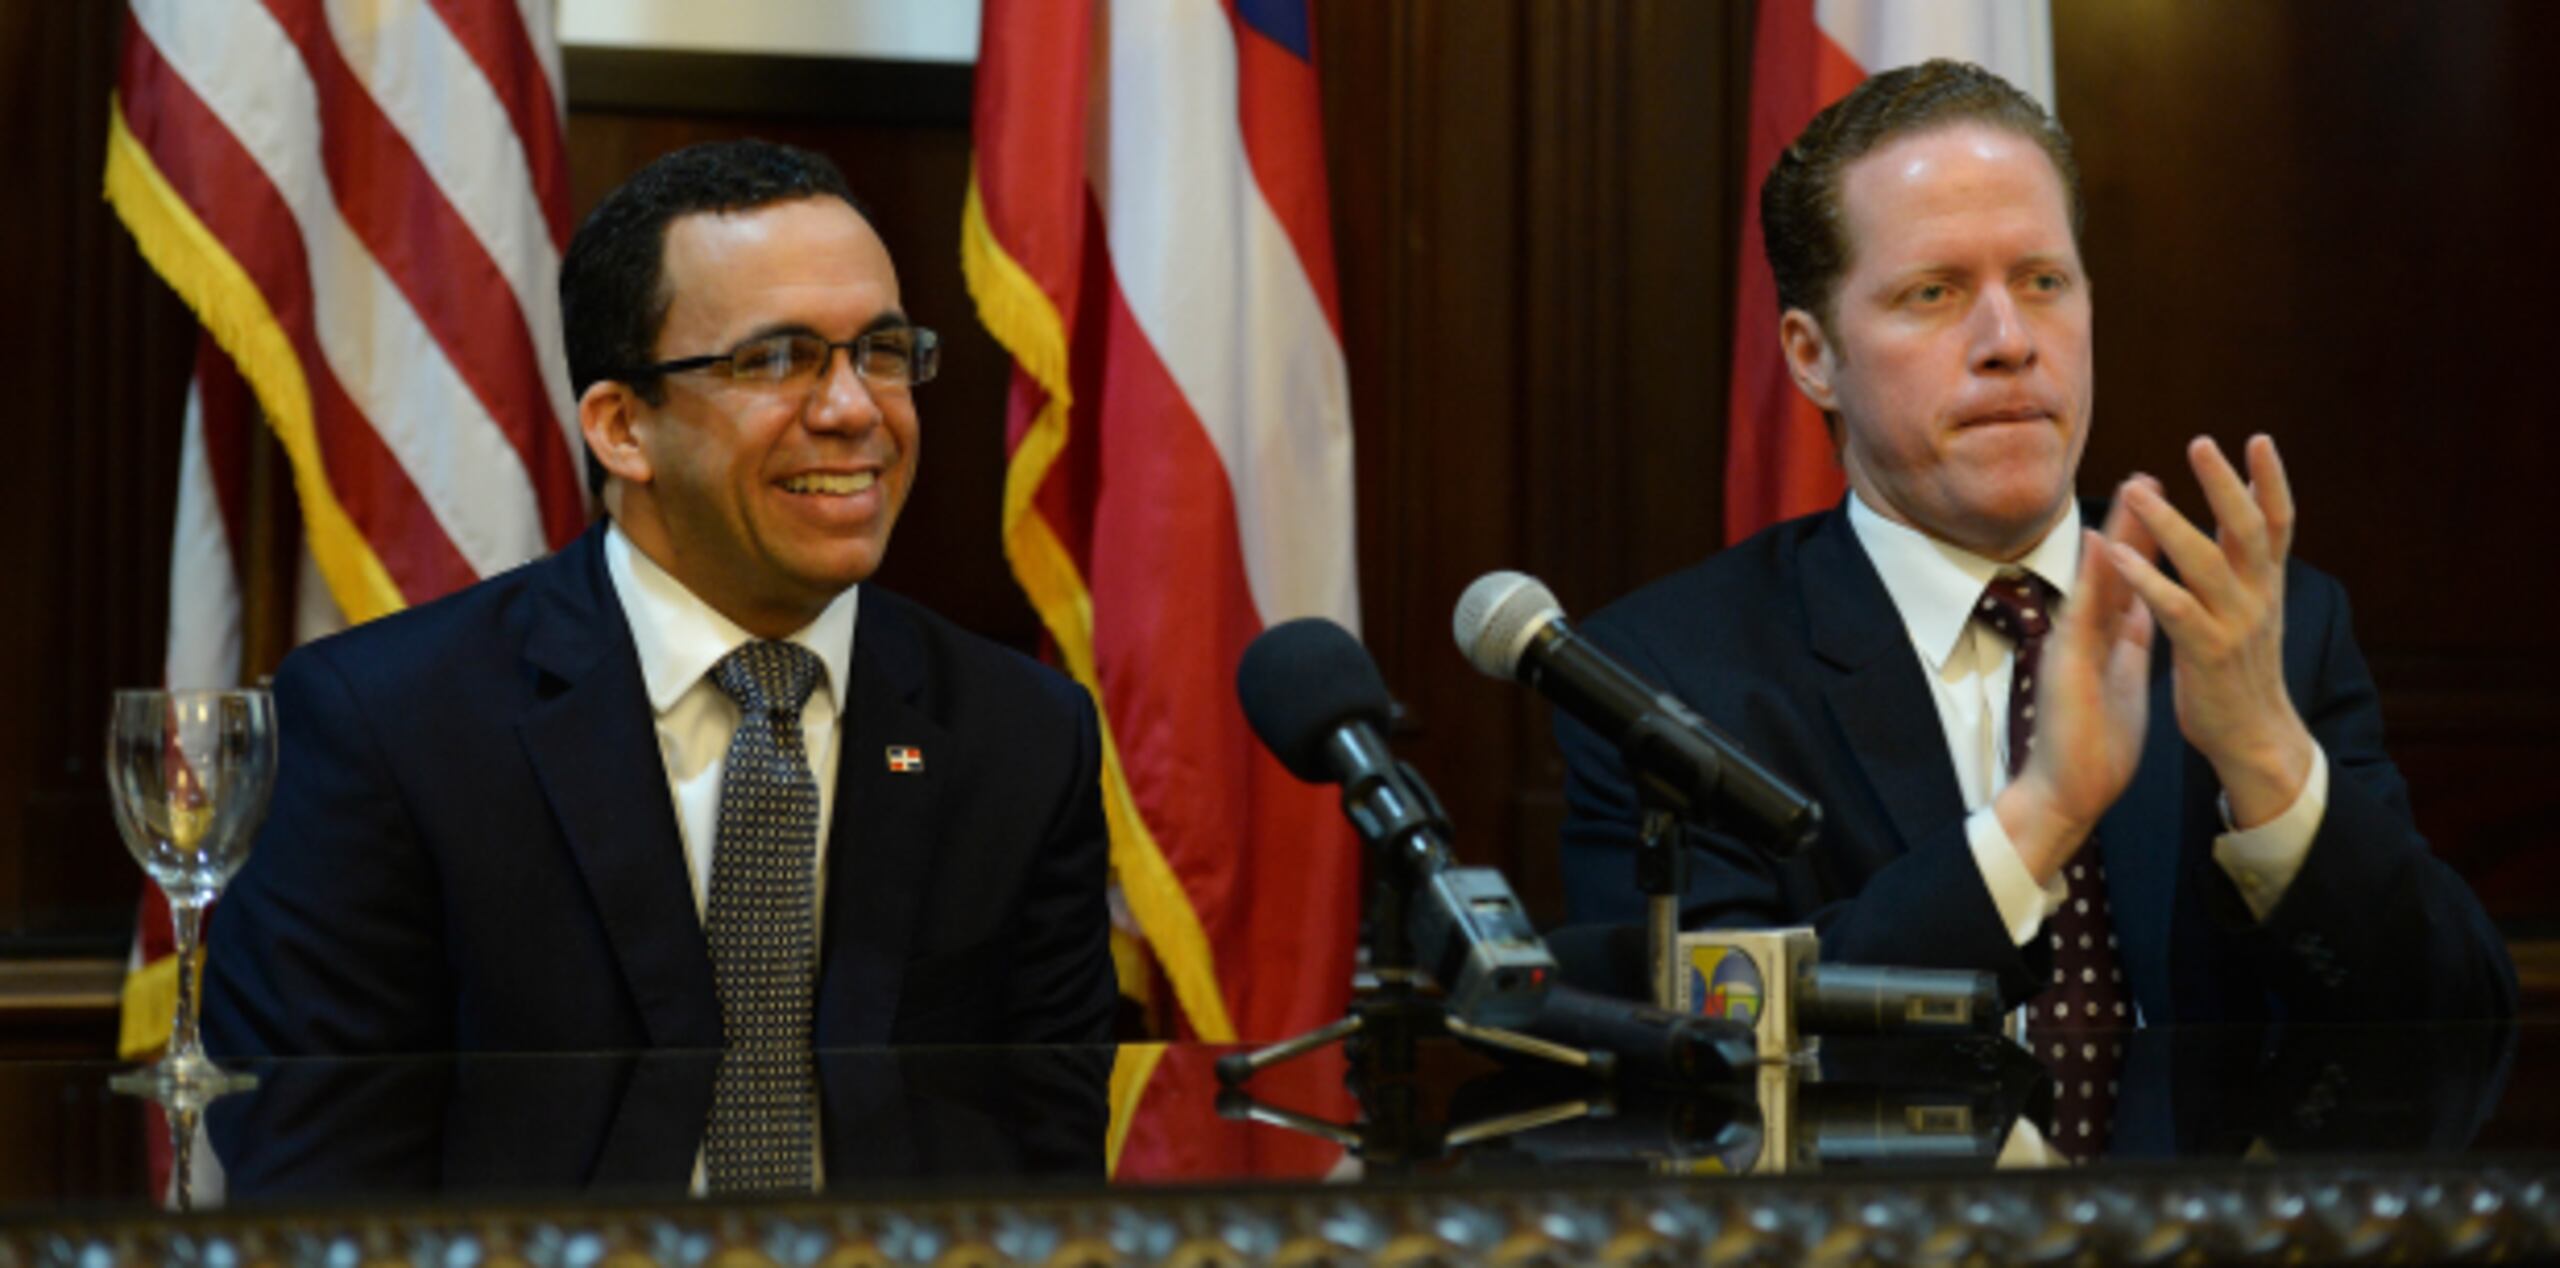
[1686, 945, 1766, 1025]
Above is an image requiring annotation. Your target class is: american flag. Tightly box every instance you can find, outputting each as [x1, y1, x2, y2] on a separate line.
[106, 0, 584, 1059]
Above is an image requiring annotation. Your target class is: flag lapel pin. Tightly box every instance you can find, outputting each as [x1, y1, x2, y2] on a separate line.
[885, 745, 925, 774]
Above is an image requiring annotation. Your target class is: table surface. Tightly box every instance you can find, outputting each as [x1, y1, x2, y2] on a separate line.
[5, 1020, 2557, 1263]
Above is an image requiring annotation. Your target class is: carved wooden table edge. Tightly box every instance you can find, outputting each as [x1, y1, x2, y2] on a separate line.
[4, 1163, 2555, 1267]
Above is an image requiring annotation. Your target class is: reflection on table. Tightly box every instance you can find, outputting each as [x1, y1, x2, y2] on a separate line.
[3, 1021, 2553, 1265]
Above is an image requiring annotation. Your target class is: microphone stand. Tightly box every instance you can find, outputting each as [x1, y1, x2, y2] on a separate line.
[1213, 975, 1614, 1172]
[1216, 870, 1611, 1084]
[1637, 797, 1685, 1012]
[1214, 869, 1615, 1166]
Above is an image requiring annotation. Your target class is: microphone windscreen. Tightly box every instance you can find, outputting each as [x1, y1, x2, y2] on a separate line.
[1235, 618, 1394, 784]
[1453, 571, 1562, 680]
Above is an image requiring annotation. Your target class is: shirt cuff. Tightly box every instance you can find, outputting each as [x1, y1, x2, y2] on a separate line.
[2211, 745, 2330, 923]
[1968, 804, 2069, 946]
[1996, 1114, 2070, 1169]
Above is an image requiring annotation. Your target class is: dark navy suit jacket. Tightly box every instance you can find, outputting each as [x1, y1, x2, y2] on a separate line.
[1556, 502, 2515, 1022]
[205, 523, 1116, 1054]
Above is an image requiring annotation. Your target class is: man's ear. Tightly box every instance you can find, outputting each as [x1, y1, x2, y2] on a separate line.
[578, 381, 653, 487]
[1778, 307, 1841, 413]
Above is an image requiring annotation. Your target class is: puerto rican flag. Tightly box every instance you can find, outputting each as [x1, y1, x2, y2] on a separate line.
[1723, 0, 2055, 540]
[965, 0, 1362, 1053]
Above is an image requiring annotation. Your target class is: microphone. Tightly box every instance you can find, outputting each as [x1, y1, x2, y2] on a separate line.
[1520, 985, 1757, 1085]
[1453, 572, 1821, 854]
[1236, 618, 1556, 1029]
[1553, 923, 2002, 1050]
[1794, 962, 2004, 1037]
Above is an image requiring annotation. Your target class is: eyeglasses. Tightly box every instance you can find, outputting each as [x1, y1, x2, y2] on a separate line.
[623, 327, 940, 391]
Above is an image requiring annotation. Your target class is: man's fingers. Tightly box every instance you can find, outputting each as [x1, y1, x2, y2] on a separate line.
[2122, 478, 2247, 615]
[2246, 433, 2296, 562]
[2105, 582, 2157, 680]
[2188, 435, 2272, 576]
[2106, 537, 2211, 644]
[2102, 474, 2162, 562]
[2068, 529, 2118, 622]
[2120, 588, 2156, 659]
[2068, 528, 2143, 655]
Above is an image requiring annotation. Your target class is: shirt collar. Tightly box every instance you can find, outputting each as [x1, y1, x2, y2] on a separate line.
[1846, 492, 2083, 671]
[603, 521, 858, 716]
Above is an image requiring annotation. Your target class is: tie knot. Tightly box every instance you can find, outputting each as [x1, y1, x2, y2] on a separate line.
[712, 641, 823, 719]
[1975, 572, 2057, 643]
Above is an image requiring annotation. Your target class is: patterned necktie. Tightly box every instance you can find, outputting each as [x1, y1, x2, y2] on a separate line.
[702, 640, 823, 1192]
[1975, 572, 2127, 1159]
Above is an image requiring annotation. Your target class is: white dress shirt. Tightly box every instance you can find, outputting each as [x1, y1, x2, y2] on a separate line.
[1844, 493, 2329, 947]
[603, 523, 858, 925]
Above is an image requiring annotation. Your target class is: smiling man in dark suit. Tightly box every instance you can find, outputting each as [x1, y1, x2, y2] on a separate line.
[1556, 61, 2513, 1040]
[206, 140, 1116, 1060]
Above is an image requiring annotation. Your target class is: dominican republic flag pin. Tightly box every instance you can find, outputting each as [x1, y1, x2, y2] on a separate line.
[885, 745, 925, 773]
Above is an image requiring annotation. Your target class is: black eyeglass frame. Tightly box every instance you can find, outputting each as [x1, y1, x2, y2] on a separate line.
[615, 326, 941, 389]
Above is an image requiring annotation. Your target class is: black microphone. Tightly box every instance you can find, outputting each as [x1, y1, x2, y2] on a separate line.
[1522, 985, 1757, 1085]
[1794, 962, 2004, 1036]
[1236, 618, 1555, 1029]
[1453, 572, 1821, 854]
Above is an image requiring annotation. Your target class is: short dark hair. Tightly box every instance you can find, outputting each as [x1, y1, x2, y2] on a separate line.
[1760, 59, 2082, 328]
[559, 138, 862, 494]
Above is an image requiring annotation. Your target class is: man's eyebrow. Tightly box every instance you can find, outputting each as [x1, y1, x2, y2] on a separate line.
[728, 311, 913, 346]
[731, 320, 821, 346]
[1872, 264, 1961, 292]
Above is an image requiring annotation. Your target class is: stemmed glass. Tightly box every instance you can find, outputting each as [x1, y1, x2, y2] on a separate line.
[105, 687, 277, 1103]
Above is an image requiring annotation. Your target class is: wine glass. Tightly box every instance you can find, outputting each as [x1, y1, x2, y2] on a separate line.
[105, 687, 277, 1102]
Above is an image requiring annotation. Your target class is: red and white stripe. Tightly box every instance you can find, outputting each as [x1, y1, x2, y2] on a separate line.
[1093, 0, 1358, 635]
[120, 0, 582, 608]
[164, 353, 250, 698]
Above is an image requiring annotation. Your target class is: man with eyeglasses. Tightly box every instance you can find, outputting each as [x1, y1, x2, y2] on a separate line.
[207, 140, 1117, 1061]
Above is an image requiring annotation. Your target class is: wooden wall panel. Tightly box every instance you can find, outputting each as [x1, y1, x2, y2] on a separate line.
[1319, 2, 1753, 911]
[0, 1, 197, 954]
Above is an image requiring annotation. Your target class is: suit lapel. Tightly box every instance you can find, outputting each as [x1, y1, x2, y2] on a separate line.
[815, 594, 949, 1047]
[1803, 509, 1970, 856]
[516, 527, 721, 1049]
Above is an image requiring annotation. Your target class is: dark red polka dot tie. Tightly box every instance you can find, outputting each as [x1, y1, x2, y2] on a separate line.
[1976, 572, 2127, 1159]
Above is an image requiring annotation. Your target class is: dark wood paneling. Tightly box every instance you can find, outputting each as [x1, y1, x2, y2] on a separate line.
[563, 48, 972, 125]
[1320, 2, 1533, 902]
[0, 1, 196, 954]
[1318, 2, 1753, 912]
